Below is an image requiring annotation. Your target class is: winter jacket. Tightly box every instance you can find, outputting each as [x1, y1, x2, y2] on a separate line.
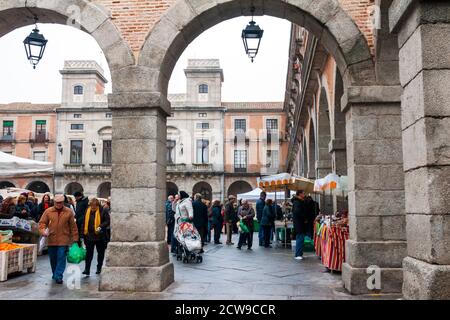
[38, 206, 79, 246]
[261, 204, 276, 226]
[292, 196, 308, 234]
[212, 205, 223, 226]
[33, 201, 53, 222]
[238, 206, 255, 229]
[81, 206, 111, 242]
[14, 204, 30, 219]
[192, 199, 208, 229]
[175, 198, 194, 222]
[75, 196, 89, 226]
[224, 201, 236, 223]
[0, 204, 15, 219]
[165, 200, 175, 225]
[256, 198, 265, 222]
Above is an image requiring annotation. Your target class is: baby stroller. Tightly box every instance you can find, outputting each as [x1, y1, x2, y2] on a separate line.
[174, 219, 203, 263]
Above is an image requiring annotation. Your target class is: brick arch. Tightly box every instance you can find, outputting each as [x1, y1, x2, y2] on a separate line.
[138, 0, 375, 96]
[0, 0, 134, 77]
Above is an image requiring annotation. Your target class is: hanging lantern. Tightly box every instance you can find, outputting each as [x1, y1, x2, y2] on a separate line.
[241, 6, 264, 62]
[23, 16, 48, 69]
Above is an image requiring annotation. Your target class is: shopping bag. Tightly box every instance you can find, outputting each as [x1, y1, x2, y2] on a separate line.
[67, 243, 86, 264]
[239, 220, 249, 234]
[252, 219, 260, 233]
[38, 236, 47, 255]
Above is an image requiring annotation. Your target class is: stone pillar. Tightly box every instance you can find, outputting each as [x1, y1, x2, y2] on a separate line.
[390, 0, 450, 299]
[329, 138, 347, 212]
[341, 86, 406, 294]
[99, 93, 174, 292]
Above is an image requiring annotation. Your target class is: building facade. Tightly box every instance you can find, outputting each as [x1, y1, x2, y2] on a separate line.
[54, 60, 112, 198]
[0, 103, 57, 193]
[223, 102, 288, 197]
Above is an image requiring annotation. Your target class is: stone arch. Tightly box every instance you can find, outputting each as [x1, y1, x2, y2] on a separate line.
[307, 121, 316, 179]
[166, 182, 178, 197]
[316, 85, 332, 178]
[0, 181, 15, 189]
[192, 181, 212, 201]
[26, 181, 50, 194]
[138, 0, 376, 96]
[0, 0, 134, 80]
[302, 137, 308, 177]
[65, 182, 83, 195]
[227, 180, 253, 198]
[97, 182, 111, 199]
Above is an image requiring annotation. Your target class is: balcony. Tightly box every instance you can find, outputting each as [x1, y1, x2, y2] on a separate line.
[89, 163, 111, 172]
[167, 163, 215, 173]
[234, 167, 247, 173]
[0, 133, 15, 143]
[63, 164, 85, 172]
[167, 163, 187, 172]
[192, 163, 213, 171]
[29, 131, 50, 144]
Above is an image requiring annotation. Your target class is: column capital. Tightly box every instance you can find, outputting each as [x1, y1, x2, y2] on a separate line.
[108, 92, 171, 116]
[329, 138, 346, 152]
[341, 85, 402, 113]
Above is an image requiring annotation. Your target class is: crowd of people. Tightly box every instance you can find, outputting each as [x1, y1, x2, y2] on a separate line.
[0, 191, 110, 284]
[165, 189, 320, 259]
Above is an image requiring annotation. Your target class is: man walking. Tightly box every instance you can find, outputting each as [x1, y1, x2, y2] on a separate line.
[39, 194, 79, 284]
[224, 195, 237, 245]
[256, 191, 266, 246]
[292, 190, 308, 260]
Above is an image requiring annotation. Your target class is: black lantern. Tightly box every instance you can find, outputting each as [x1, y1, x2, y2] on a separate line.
[92, 143, 97, 154]
[241, 6, 264, 62]
[23, 16, 48, 69]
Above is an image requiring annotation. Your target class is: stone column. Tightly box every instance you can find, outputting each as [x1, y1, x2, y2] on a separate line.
[390, 0, 450, 299]
[329, 138, 347, 212]
[341, 86, 406, 294]
[99, 93, 174, 292]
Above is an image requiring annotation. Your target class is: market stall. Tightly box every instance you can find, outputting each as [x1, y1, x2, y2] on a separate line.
[237, 187, 294, 202]
[313, 173, 349, 272]
[0, 151, 53, 177]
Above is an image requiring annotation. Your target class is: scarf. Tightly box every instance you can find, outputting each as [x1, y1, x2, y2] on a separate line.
[84, 207, 101, 235]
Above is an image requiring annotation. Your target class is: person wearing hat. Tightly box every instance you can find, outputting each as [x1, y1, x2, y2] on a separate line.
[39, 194, 79, 284]
[224, 195, 237, 245]
[73, 191, 89, 239]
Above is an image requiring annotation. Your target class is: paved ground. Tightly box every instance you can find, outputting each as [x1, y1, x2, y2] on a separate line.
[0, 233, 401, 300]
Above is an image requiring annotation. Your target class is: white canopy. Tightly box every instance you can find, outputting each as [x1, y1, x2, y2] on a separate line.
[0, 151, 54, 177]
[237, 187, 295, 201]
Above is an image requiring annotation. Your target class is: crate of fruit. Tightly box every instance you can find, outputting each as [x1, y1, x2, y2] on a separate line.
[0, 243, 37, 282]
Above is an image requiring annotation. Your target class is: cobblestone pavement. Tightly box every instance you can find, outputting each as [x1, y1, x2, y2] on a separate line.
[0, 234, 401, 300]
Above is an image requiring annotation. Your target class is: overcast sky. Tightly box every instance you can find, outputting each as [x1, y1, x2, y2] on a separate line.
[0, 16, 290, 104]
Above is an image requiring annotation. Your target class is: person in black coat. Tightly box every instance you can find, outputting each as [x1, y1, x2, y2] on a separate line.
[292, 190, 308, 260]
[74, 191, 89, 238]
[192, 193, 208, 251]
[211, 200, 223, 244]
[33, 193, 53, 222]
[305, 196, 320, 238]
[261, 199, 276, 248]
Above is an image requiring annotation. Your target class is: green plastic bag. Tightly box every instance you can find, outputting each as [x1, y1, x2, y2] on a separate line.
[253, 219, 260, 233]
[67, 243, 86, 264]
[239, 220, 249, 234]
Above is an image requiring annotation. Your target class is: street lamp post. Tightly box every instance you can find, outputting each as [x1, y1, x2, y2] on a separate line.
[23, 16, 48, 69]
[241, 6, 264, 62]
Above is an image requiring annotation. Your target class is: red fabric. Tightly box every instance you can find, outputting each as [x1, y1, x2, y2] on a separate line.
[314, 222, 349, 271]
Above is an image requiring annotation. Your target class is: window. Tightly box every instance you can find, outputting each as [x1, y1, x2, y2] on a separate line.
[167, 140, 176, 164]
[266, 119, 278, 130]
[106, 113, 112, 118]
[74, 114, 82, 119]
[33, 151, 46, 162]
[196, 139, 209, 164]
[2, 121, 13, 138]
[198, 113, 207, 118]
[35, 120, 46, 139]
[71, 124, 84, 130]
[70, 140, 83, 164]
[266, 150, 279, 169]
[199, 84, 208, 94]
[234, 150, 247, 172]
[196, 122, 210, 129]
[74, 85, 84, 95]
[234, 119, 246, 133]
[102, 140, 112, 164]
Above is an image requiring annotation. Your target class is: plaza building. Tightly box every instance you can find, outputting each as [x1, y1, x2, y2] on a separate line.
[0, 102, 57, 193]
[1, 0, 449, 299]
[53, 60, 112, 198]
